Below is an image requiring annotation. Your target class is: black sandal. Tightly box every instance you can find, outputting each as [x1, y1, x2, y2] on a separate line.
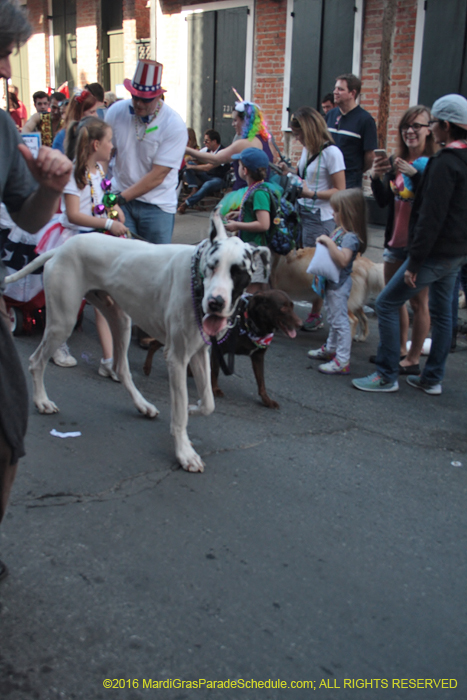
[398, 364, 420, 375]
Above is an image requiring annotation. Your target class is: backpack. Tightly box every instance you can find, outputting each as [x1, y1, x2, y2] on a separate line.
[258, 184, 301, 255]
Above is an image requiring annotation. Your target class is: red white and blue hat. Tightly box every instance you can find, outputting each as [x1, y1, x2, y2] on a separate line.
[124, 59, 166, 99]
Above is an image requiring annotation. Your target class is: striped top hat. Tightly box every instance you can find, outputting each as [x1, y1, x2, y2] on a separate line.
[124, 59, 166, 99]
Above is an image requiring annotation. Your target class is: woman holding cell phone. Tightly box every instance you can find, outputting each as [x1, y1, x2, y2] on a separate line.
[370, 105, 436, 374]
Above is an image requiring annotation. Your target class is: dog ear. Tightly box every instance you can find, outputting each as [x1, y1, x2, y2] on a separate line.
[209, 208, 227, 244]
[250, 245, 271, 281]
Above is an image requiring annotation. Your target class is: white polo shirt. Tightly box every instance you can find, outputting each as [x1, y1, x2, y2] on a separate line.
[106, 99, 187, 213]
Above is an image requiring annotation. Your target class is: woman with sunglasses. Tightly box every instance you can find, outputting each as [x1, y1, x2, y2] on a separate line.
[282, 107, 345, 331]
[370, 105, 436, 374]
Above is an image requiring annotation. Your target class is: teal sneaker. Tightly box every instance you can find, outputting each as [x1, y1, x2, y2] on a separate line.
[406, 375, 442, 395]
[352, 372, 399, 392]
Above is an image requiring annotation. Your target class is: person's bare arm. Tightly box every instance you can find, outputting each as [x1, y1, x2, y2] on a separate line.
[9, 144, 73, 232]
[301, 170, 345, 200]
[316, 235, 353, 269]
[21, 112, 41, 134]
[225, 210, 270, 234]
[64, 194, 128, 236]
[185, 137, 261, 165]
[120, 164, 172, 202]
[185, 161, 215, 173]
[363, 150, 375, 173]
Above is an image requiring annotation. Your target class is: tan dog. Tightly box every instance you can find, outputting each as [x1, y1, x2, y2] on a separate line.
[270, 248, 384, 341]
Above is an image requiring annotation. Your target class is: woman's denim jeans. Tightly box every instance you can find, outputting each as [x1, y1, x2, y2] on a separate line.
[375, 255, 467, 385]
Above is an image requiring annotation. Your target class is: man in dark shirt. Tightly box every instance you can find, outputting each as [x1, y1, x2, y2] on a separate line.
[0, 0, 73, 582]
[178, 129, 230, 213]
[325, 73, 377, 188]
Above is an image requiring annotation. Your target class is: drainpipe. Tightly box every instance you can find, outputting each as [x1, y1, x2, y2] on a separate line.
[150, 0, 157, 60]
[47, 0, 55, 90]
[377, 0, 397, 148]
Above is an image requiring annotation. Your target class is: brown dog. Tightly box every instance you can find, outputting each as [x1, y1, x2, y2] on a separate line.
[143, 290, 301, 409]
[270, 248, 384, 341]
[211, 289, 302, 409]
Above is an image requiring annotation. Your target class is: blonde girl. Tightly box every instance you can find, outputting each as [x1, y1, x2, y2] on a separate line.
[58, 117, 127, 378]
[307, 188, 367, 375]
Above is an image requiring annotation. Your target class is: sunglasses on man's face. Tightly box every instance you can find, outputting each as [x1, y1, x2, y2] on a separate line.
[132, 96, 155, 104]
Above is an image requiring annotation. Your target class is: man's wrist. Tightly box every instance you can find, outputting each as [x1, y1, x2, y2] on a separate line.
[116, 193, 127, 206]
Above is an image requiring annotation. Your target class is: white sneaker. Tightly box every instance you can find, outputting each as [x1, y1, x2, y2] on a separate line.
[318, 358, 350, 375]
[98, 358, 120, 382]
[307, 344, 336, 360]
[52, 343, 77, 367]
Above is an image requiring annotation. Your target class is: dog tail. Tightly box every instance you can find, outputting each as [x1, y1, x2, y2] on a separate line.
[4, 249, 56, 284]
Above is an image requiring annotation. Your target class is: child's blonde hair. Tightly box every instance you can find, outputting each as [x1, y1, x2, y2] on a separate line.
[330, 188, 367, 253]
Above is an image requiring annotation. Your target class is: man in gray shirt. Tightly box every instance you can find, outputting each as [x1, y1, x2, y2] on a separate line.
[0, 0, 73, 582]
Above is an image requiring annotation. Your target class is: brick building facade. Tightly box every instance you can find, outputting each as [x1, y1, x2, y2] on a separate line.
[8, 0, 465, 160]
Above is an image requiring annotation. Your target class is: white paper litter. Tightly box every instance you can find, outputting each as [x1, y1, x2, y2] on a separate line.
[406, 338, 432, 355]
[50, 429, 82, 438]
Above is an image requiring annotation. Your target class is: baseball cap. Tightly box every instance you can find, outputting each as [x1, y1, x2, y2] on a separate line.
[232, 147, 270, 170]
[431, 94, 467, 130]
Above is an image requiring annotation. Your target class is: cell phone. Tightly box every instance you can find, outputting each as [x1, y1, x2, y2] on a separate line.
[374, 148, 388, 159]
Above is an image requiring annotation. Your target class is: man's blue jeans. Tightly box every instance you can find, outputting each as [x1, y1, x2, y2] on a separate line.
[184, 171, 224, 207]
[122, 200, 174, 244]
[375, 255, 467, 385]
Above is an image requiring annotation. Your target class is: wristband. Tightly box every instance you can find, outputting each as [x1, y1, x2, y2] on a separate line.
[105, 218, 113, 231]
[312, 190, 318, 201]
[116, 194, 127, 206]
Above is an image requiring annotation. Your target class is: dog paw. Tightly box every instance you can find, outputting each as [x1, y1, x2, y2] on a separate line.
[213, 388, 224, 398]
[188, 403, 201, 415]
[136, 400, 159, 418]
[35, 399, 59, 414]
[178, 448, 205, 473]
[261, 396, 279, 409]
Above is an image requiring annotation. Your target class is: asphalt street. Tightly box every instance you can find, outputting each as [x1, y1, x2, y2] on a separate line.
[1, 215, 466, 700]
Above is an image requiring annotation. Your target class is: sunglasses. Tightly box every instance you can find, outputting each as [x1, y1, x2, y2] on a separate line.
[400, 122, 430, 132]
[290, 116, 301, 129]
[132, 95, 156, 104]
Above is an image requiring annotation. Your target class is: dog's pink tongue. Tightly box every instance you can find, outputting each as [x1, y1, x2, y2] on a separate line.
[286, 328, 297, 338]
[202, 314, 227, 337]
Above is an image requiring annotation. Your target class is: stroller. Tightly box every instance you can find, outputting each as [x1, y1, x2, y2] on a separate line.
[0, 204, 63, 335]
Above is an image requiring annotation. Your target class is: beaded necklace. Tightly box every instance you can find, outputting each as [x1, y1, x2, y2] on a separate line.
[86, 164, 122, 232]
[237, 181, 265, 222]
[133, 101, 162, 142]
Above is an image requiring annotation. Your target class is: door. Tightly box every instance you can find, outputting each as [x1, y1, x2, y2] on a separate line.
[186, 7, 248, 147]
[52, 0, 77, 91]
[288, 0, 355, 114]
[418, 0, 467, 105]
[101, 0, 124, 92]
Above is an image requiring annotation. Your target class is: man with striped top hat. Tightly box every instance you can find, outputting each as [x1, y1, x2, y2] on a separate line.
[106, 59, 186, 243]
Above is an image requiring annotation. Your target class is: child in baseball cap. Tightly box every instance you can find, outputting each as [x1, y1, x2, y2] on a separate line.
[224, 148, 272, 291]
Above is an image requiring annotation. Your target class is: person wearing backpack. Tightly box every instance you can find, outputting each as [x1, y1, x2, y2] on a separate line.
[224, 147, 272, 292]
[281, 107, 346, 331]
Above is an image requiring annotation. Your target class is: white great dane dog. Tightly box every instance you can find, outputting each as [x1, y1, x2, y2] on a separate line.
[5, 213, 271, 472]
